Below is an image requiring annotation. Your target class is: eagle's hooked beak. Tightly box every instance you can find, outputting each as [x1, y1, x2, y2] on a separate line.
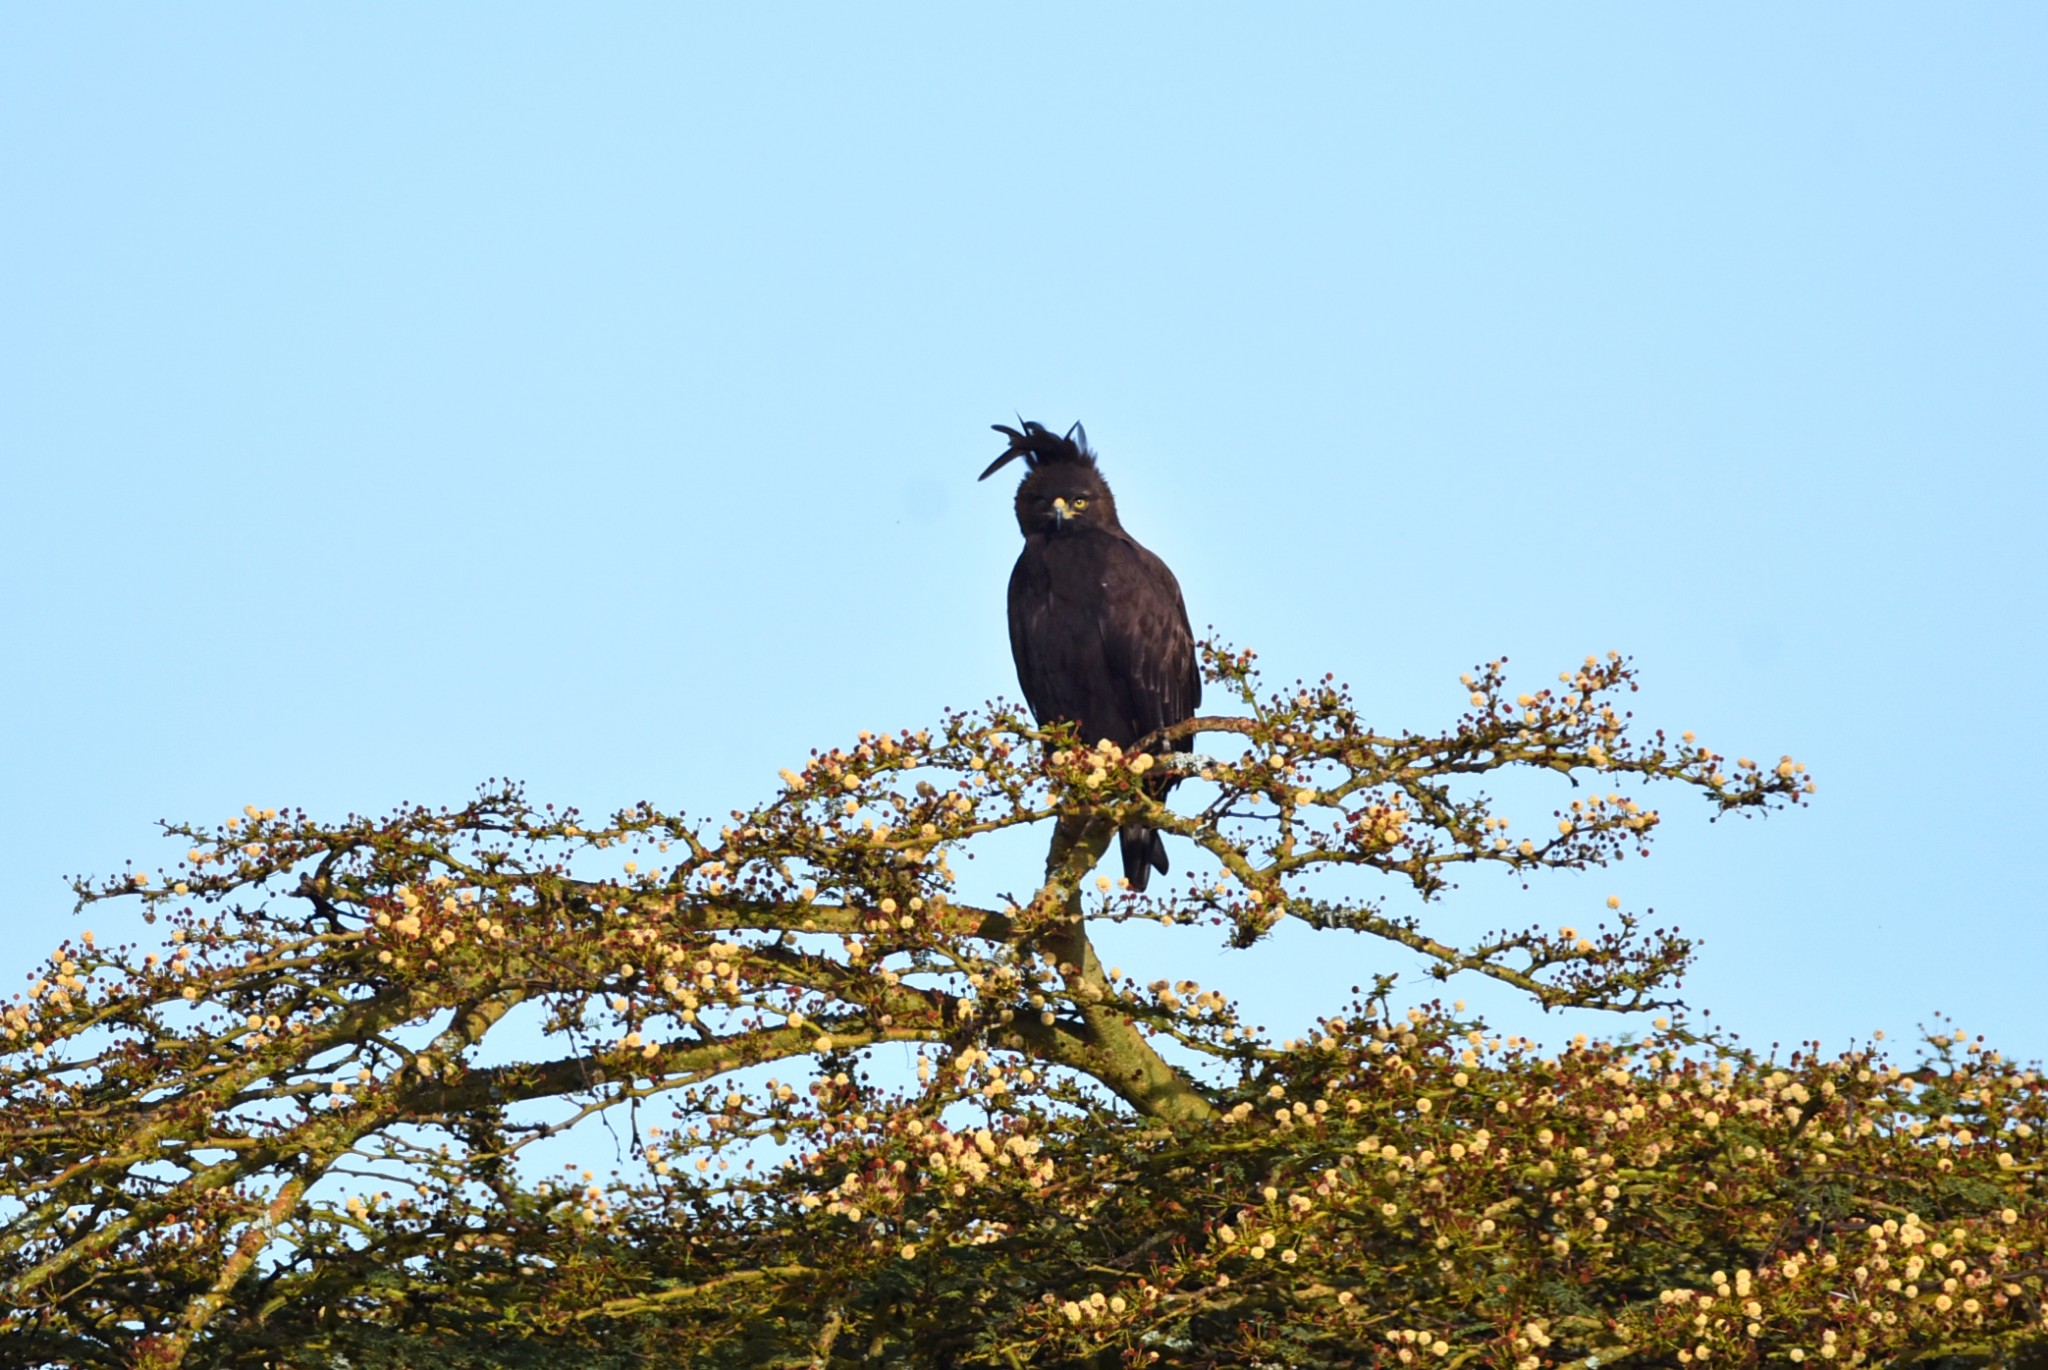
[1051, 497, 1071, 525]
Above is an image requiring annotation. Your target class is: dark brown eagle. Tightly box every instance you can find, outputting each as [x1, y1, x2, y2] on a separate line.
[981, 420, 1199, 891]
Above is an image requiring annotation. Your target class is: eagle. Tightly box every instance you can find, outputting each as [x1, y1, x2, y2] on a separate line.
[981, 420, 1200, 891]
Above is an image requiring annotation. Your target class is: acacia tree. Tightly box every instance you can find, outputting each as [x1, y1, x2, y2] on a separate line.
[2, 645, 2041, 1369]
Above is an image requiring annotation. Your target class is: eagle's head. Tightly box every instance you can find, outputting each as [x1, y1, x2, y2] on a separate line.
[980, 420, 1122, 537]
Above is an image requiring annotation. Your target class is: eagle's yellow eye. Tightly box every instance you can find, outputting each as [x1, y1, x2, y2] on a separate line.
[1071, 498, 1088, 511]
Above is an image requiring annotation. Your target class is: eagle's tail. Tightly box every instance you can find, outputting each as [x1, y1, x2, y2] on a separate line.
[1118, 824, 1169, 893]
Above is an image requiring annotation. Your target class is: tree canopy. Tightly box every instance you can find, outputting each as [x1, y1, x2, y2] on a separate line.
[3, 645, 2041, 1368]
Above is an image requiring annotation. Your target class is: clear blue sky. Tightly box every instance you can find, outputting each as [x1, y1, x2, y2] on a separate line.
[5, 8, 2044, 1065]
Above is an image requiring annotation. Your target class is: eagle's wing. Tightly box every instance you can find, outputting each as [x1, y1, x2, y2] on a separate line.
[1100, 536, 1200, 753]
[1006, 551, 1048, 721]
[1097, 534, 1198, 888]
